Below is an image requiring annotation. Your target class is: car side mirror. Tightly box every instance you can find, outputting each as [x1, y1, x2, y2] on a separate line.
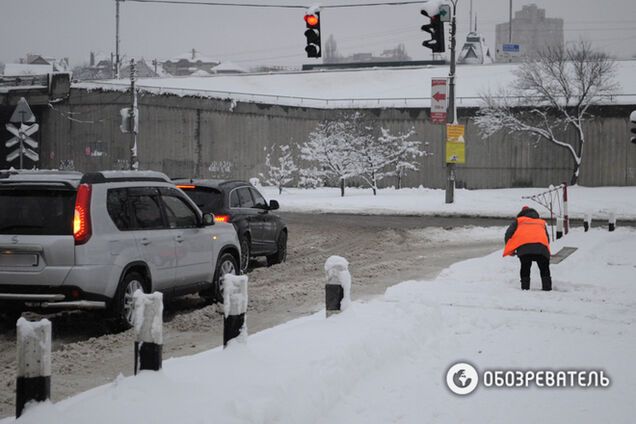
[269, 200, 280, 210]
[203, 213, 215, 226]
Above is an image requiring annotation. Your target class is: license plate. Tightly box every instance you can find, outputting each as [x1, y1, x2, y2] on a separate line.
[0, 253, 39, 267]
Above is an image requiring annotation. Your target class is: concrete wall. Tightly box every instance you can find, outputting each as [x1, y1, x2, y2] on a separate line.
[36, 88, 636, 189]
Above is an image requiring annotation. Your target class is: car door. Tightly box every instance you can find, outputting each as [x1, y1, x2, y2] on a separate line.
[236, 186, 267, 254]
[129, 187, 176, 292]
[249, 187, 277, 253]
[159, 188, 212, 286]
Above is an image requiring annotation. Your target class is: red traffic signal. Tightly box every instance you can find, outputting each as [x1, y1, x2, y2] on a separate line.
[304, 14, 319, 27]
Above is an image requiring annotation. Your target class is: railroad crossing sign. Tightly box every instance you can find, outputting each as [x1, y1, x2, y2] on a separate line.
[9, 98, 36, 124]
[431, 78, 448, 124]
[5, 98, 39, 168]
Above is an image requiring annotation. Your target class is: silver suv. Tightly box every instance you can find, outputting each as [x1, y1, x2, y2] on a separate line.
[0, 170, 240, 327]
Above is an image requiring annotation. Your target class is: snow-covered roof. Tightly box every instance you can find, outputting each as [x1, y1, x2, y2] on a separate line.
[75, 60, 636, 109]
[190, 69, 211, 77]
[3, 63, 53, 76]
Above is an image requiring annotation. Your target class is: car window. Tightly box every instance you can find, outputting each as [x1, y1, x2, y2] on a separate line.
[237, 187, 254, 208]
[230, 189, 240, 208]
[107, 188, 133, 230]
[131, 194, 165, 230]
[161, 195, 199, 229]
[250, 188, 268, 209]
[0, 188, 75, 235]
[181, 187, 223, 213]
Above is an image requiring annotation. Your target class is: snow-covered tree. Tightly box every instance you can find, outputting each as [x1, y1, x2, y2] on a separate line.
[300, 115, 361, 197]
[475, 41, 617, 185]
[259, 144, 298, 195]
[379, 128, 430, 190]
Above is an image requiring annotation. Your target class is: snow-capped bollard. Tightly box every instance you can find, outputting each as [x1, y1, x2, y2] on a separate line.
[223, 274, 248, 347]
[556, 217, 564, 239]
[133, 291, 163, 374]
[584, 213, 592, 232]
[15, 318, 51, 418]
[324, 256, 351, 318]
[608, 211, 616, 232]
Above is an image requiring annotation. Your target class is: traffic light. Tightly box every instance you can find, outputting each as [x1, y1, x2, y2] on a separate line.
[631, 110, 636, 144]
[304, 12, 321, 58]
[421, 9, 445, 53]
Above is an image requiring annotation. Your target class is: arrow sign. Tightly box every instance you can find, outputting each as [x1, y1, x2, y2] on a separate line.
[20, 123, 39, 137]
[432, 92, 447, 102]
[6, 149, 20, 163]
[9, 97, 36, 124]
[23, 147, 39, 162]
[431, 78, 448, 124]
[22, 137, 38, 149]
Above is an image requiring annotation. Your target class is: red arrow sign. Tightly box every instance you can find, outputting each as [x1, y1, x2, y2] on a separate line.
[432, 92, 446, 102]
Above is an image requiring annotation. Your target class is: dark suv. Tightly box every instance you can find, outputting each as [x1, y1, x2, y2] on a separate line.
[174, 179, 287, 272]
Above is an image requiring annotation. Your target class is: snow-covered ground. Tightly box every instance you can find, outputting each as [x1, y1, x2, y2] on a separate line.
[258, 185, 636, 221]
[75, 60, 636, 109]
[5, 226, 634, 423]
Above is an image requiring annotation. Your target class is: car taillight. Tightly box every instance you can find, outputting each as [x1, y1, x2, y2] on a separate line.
[214, 214, 230, 223]
[176, 185, 195, 189]
[73, 184, 92, 245]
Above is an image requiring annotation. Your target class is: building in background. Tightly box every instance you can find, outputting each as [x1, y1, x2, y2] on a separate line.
[495, 4, 564, 62]
[162, 49, 219, 76]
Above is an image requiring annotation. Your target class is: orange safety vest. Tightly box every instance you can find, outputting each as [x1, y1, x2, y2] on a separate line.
[503, 216, 550, 257]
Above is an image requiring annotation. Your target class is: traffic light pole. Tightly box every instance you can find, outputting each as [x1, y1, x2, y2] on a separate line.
[129, 59, 138, 170]
[445, 0, 458, 204]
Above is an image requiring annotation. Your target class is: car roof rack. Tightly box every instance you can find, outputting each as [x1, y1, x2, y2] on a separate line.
[80, 170, 172, 185]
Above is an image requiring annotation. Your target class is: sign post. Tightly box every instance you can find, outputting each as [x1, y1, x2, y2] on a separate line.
[6, 98, 39, 169]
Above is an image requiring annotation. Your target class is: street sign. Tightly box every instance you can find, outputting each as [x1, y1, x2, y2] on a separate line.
[446, 123, 465, 164]
[439, 4, 451, 22]
[502, 43, 520, 54]
[9, 97, 36, 124]
[431, 78, 448, 124]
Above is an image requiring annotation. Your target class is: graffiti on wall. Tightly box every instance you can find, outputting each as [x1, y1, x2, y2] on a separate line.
[208, 160, 233, 176]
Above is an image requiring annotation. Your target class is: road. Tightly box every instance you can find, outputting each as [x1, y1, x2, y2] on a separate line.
[0, 213, 504, 418]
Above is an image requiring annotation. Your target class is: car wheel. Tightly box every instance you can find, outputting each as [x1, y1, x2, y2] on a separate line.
[111, 272, 146, 330]
[211, 252, 238, 303]
[240, 236, 251, 273]
[267, 230, 287, 266]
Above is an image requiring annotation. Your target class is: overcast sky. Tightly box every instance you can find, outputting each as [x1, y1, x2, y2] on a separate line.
[1, 0, 635, 68]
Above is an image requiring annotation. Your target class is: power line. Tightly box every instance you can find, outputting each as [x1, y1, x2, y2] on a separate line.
[125, 0, 427, 8]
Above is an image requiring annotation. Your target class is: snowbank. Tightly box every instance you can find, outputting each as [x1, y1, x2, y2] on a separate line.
[5, 227, 634, 423]
[258, 185, 636, 221]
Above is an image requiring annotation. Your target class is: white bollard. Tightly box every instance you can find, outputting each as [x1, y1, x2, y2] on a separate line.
[133, 291, 163, 374]
[584, 213, 592, 232]
[324, 256, 351, 317]
[16, 318, 51, 417]
[556, 217, 564, 239]
[609, 211, 616, 232]
[223, 274, 248, 347]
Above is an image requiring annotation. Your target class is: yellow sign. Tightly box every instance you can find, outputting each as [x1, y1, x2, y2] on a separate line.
[446, 124, 466, 164]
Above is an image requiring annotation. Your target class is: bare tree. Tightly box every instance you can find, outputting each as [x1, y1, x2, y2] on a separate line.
[475, 41, 618, 184]
[260, 144, 298, 195]
[300, 114, 361, 197]
[378, 128, 430, 190]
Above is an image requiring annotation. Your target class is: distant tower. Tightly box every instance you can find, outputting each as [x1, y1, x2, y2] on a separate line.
[495, 4, 564, 62]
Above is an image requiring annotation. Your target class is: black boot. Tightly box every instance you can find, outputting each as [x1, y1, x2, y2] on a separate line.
[521, 278, 530, 290]
[541, 276, 552, 291]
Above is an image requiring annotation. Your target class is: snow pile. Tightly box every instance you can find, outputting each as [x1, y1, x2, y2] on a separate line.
[5, 228, 635, 423]
[223, 274, 248, 318]
[258, 185, 636, 220]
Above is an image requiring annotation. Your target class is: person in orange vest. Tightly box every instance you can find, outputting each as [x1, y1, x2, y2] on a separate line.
[504, 206, 551, 291]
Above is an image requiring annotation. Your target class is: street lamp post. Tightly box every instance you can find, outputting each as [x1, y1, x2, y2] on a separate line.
[445, 0, 458, 204]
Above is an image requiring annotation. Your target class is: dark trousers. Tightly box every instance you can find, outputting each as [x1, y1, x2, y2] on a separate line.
[519, 254, 551, 280]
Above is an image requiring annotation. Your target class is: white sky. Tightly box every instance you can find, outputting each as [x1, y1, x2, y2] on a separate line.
[1, 0, 635, 68]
